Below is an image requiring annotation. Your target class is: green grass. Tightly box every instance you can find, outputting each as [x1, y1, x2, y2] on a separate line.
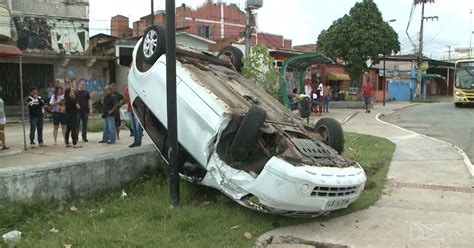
[1, 132, 395, 247]
[87, 118, 104, 133]
[86, 118, 131, 133]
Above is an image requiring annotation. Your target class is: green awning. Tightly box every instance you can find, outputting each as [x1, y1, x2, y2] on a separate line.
[283, 53, 334, 70]
[423, 74, 446, 81]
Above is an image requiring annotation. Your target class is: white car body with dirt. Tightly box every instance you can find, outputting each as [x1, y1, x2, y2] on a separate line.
[128, 25, 366, 217]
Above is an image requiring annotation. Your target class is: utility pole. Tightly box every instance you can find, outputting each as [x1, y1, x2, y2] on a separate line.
[415, 0, 437, 100]
[383, 53, 386, 106]
[244, 7, 253, 57]
[151, 0, 154, 25]
[446, 45, 451, 61]
[470, 9, 472, 58]
[446, 45, 451, 96]
[244, 1, 263, 57]
[165, 0, 180, 206]
[383, 19, 397, 107]
[416, 1, 425, 100]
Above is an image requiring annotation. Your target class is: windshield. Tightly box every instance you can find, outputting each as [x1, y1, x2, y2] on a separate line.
[455, 67, 474, 89]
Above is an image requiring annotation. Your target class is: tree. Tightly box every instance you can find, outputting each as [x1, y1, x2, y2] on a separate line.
[317, 0, 400, 84]
[241, 45, 281, 99]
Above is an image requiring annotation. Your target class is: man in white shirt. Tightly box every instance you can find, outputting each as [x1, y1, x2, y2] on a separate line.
[316, 81, 324, 115]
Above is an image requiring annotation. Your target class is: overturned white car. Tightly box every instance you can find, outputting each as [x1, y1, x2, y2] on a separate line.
[128, 25, 366, 217]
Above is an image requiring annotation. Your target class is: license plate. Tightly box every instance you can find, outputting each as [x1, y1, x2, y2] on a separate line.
[325, 199, 350, 210]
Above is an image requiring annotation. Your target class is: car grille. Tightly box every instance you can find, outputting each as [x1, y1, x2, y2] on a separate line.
[311, 186, 359, 197]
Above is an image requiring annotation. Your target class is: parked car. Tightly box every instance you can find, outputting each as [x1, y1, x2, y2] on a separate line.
[128, 25, 366, 217]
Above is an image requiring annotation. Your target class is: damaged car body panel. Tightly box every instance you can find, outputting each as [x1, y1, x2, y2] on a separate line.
[128, 29, 366, 217]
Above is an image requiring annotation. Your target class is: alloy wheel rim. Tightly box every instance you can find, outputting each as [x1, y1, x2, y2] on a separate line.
[143, 29, 158, 58]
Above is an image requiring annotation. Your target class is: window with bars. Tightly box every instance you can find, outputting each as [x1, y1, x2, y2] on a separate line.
[197, 26, 214, 39]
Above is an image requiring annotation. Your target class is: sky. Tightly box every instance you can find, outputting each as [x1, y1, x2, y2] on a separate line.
[89, 0, 474, 60]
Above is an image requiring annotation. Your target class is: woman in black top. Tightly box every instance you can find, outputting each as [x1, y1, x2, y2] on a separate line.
[64, 88, 81, 148]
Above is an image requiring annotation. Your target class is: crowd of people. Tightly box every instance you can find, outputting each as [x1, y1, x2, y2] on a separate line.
[289, 78, 373, 116]
[289, 78, 332, 116]
[0, 80, 143, 151]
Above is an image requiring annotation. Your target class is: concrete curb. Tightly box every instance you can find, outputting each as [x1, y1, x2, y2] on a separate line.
[0, 145, 161, 201]
[376, 113, 474, 177]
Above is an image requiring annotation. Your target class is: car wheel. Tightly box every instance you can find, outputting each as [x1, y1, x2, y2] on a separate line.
[141, 25, 166, 65]
[454, 103, 462, 108]
[314, 118, 344, 154]
[217, 46, 244, 72]
[230, 106, 267, 161]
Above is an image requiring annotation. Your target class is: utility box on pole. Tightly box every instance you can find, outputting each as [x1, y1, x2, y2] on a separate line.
[247, 0, 263, 9]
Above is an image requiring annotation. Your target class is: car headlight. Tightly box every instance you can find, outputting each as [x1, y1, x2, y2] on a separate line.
[455, 91, 464, 97]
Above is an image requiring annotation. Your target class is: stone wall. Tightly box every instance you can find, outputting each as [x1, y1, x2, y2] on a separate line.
[0, 145, 161, 201]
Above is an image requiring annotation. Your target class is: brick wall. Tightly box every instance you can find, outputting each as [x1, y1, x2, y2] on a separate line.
[208, 36, 239, 52]
[293, 44, 318, 53]
[125, 0, 292, 49]
[111, 15, 133, 38]
[251, 33, 292, 50]
[178, 2, 246, 41]
[132, 13, 166, 37]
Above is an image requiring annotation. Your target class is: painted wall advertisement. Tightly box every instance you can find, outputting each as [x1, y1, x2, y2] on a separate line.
[12, 16, 89, 55]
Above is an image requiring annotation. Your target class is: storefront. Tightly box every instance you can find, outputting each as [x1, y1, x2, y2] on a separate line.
[327, 71, 350, 101]
[0, 54, 114, 106]
[314, 64, 352, 101]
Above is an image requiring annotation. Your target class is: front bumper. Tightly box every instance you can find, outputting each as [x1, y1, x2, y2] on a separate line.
[241, 157, 366, 214]
[454, 92, 474, 104]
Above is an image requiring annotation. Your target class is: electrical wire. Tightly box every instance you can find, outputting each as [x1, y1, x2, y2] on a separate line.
[424, 9, 455, 44]
[405, 0, 417, 47]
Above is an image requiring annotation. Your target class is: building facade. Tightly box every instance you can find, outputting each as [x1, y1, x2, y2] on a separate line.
[111, 15, 133, 38]
[0, 0, 114, 106]
[112, 0, 292, 50]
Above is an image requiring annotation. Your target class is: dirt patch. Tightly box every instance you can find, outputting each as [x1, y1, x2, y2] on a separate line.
[364, 162, 384, 177]
[255, 235, 349, 248]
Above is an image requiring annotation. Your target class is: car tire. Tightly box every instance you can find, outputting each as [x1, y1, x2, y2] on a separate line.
[141, 25, 166, 65]
[454, 103, 462, 108]
[229, 106, 267, 161]
[217, 46, 244, 72]
[314, 118, 344, 154]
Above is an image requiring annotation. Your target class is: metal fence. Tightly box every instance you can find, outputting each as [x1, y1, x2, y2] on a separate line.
[0, 62, 53, 105]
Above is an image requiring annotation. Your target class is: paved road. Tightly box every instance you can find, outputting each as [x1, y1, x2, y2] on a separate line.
[382, 102, 474, 162]
[258, 104, 474, 248]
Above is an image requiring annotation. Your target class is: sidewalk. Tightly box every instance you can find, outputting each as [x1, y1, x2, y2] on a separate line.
[0, 121, 159, 202]
[257, 102, 474, 248]
[0, 121, 150, 169]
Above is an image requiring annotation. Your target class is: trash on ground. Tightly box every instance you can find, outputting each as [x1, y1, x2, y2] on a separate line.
[70, 206, 78, 212]
[230, 225, 240, 230]
[120, 190, 127, 199]
[2, 230, 22, 244]
[64, 244, 72, 248]
[199, 201, 211, 207]
[49, 227, 59, 233]
[243, 232, 252, 240]
[99, 208, 106, 214]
